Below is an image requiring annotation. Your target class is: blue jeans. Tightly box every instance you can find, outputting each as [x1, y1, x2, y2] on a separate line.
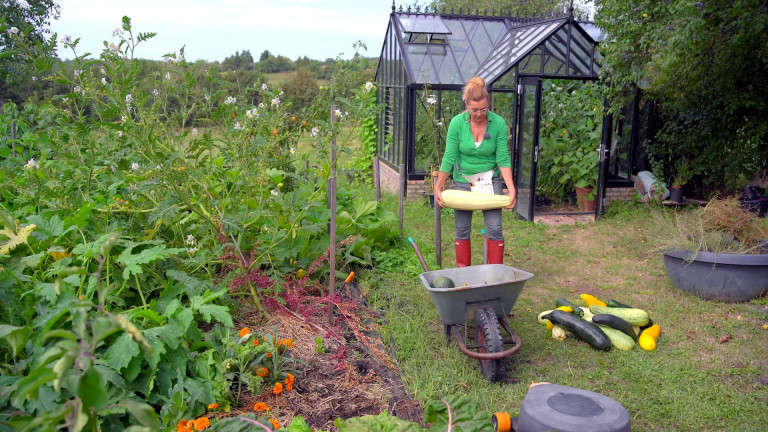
[453, 176, 505, 241]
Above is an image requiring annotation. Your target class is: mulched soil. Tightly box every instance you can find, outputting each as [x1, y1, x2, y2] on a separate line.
[221, 283, 424, 431]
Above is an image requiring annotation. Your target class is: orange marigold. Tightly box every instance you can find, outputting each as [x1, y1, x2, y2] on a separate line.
[272, 382, 283, 395]
[265, 353, 272, 358]
[178, 420, 192, 432]
[186, 420, 196, 428]
[282, 339, 294, 348]
[256, 367, 268, 377]
[239, 327, 251, 338]
[207, 403, 219, 410]
[276, 339, 282, 346]
[253, 339, 260, 346]
[269, 418, 281, 430]
[286, 373, 295, 383]
[253, 402, 269, 411]
[193, 417, 211, 430]
[285, 382, 293, 391]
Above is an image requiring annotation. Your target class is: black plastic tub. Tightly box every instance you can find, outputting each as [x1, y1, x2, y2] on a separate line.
[663, 249, 768, 302]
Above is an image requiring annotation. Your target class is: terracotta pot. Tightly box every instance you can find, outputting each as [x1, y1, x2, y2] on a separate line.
[575, 186, 596, 211]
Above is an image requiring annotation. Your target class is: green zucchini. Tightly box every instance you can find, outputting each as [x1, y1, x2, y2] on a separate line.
[606, 299, 633, 308]
[546, 310, 612, 351]
[589, 305, 650, 327]
[538, 310, 554, 324]
[596, 325, 636, 351]
[555, 298, 583, 316]
[606, 299, 655, 330]
[592, 314, 637, 341]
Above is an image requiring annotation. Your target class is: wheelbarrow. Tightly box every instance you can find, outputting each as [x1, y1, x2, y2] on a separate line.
[409, 237, 534, 382]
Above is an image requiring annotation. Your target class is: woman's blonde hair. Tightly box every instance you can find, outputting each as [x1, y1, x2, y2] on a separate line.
[462, 76, 488, 104]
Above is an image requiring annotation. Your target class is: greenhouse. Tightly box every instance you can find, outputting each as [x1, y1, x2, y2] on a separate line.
[374, 4, 654, 221]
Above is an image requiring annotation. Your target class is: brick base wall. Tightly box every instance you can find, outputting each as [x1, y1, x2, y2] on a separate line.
[377, 160, 639, 204]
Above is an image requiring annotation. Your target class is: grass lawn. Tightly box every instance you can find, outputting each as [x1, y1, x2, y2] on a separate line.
[363, 197, 768, 432]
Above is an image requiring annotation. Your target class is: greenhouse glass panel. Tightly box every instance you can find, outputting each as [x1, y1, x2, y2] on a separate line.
[407, 45, 441, 83]
[520, 47, 543, 74]
[475, 21, 562, 82]
[397, 14, 451, 34]
[492, 66, 517, 89]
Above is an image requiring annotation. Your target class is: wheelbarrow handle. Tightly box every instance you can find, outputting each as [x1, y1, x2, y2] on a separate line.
[408, 237, 430, 273]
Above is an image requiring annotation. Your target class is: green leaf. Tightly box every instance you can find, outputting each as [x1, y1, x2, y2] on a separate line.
[26, 214, 67, 240]
[0, 324, 31, 358]
[77, 368, 107, 411]
[119, 398, 159, 429]
[196, 304, 233, 327]
[11, 366, 57, 408]
[117, 241, 185, 279]
[424, 395, 490, 431]
[335, 411, 422, 431]
[104, 333, 141, 371]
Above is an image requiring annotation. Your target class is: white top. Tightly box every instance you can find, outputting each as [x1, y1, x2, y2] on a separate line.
[474, 141, 482, 148]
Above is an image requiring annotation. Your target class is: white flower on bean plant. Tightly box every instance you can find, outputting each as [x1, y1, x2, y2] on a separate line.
[258, 103, 264, 108]
[101, 77, 107, 85]
[62, 35, 72, 44]
[100, 67, 106, 75]
[73, 69, 80, 77]
[290, 147, 295, 155]
[188, 247, 199, 254]
[225, 96, 236, 105]
[185, 234, 196, 245]
[234, 122, 243, 130]
[112, 28, 122, 37]
[364, 81, 374, 92]
[152, 88, 159, 96]
[24, 158, 40, 170]
[165, 72, 171, 80]
[261, 83, 268, 90]
[246, 109, 259, 119]
[192, 128, 198, 135]
[271, 97, 280, 106]
[311, 127, 319, 137]
[334, 109, 342, 118]
[125, 94, 133, 104]
[130, 162, 139, 171]
[118, 131, 123, 137]
[32, 76, 37, 81]
[270, 189, 279, 196]
[108, 42, 119, 52]
[426, 95, 436, 104]
[8, 27, 19, 35]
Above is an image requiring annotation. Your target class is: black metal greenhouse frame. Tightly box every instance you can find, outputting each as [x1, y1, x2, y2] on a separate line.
[374, 3, 653, 221]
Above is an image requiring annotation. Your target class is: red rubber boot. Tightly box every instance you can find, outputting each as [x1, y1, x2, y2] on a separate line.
[487, 240, 505, 264]
[455, 239, 471, 267]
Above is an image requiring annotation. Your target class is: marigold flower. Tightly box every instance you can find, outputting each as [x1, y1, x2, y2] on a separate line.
[265, 353, 272, 358]
[253, 402, 269, 411]
[285, 383, 293, 391]
[256, 367, 268, 377]
[253, 339, 260, 346]
[272, 128, 278, 136]
[239, 327, 251, 338]
[283, 339, 294, 348]
[207, 403, 219, 410]
[193, 417, 211, 430]
[276, 339, 282, 346]
[187, 420, 196, 428]
[269, 418, 281, 429]
[286, 373, 295, 384]
[272, 382, 283, 394]
[177, 420, 189, 431]
[178, 425, 193, 432]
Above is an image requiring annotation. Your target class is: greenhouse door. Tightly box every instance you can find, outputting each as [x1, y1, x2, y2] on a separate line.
[514, 77, 542, 221]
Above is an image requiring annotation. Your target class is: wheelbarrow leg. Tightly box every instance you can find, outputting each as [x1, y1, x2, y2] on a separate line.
[444, 324, 451, 344]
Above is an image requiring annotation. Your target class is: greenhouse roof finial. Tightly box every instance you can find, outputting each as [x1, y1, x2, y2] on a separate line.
[392, 0, 395, 12]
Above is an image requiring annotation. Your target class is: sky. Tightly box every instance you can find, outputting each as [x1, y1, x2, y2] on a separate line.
[49, 0, 396, 62]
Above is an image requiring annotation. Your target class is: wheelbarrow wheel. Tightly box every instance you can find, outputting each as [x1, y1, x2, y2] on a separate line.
[475, 306, 505, 382]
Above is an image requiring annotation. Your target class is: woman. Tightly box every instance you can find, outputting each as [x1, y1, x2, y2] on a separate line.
[434, 76, 516, 267]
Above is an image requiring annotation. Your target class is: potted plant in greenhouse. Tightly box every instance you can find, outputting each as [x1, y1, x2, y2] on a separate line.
[647, 197, 768, 302]
[551, 142, 600, 211]
[668, 159, 693, 203]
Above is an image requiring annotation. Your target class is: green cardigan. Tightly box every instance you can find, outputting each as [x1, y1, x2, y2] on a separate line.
[438, 110, 511, 183]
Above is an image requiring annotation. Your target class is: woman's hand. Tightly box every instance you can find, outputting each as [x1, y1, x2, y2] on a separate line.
[435, 189, 445, 208]
[506, 189, 517, 209]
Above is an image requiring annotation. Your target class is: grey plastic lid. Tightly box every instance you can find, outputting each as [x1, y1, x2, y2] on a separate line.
[517, 384, 631, 432]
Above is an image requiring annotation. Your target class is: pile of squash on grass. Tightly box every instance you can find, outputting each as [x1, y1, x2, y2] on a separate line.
[537, 294, 660, 352]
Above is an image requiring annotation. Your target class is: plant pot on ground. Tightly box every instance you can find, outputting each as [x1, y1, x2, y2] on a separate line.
[648, 197, 768, 301]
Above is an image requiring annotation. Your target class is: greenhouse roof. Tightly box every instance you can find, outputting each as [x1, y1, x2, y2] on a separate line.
[378, 6, 602, 87]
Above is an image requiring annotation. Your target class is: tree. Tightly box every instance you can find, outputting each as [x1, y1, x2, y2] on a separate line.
[1, 0, 61, 104]
[595, 0, 768, 193]
[431, 0, 585, 17]
[282, 68, 318, 112]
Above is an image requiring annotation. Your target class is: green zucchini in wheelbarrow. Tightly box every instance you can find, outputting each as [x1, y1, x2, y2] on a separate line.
[546, 310, 612, 351]
[429, 276, 455, 288]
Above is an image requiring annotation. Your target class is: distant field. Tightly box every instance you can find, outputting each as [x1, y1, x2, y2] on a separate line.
[264, 71, 331, 87]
